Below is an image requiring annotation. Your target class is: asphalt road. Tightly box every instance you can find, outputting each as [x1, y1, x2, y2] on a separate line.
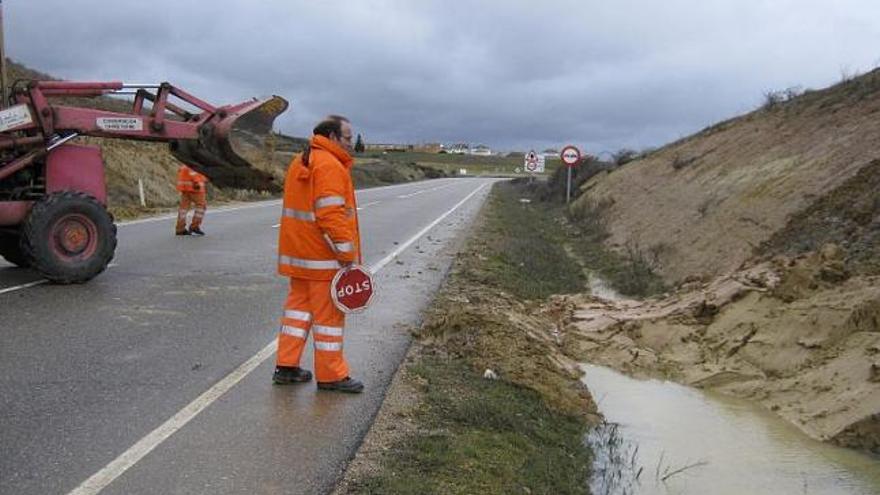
[0, 177, 497, 495]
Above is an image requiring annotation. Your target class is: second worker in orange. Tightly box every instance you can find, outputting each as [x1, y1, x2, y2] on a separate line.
[175, 163, 209, 236]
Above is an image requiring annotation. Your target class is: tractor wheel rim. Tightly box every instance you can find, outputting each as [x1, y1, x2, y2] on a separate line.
[51, 214, 99, 260]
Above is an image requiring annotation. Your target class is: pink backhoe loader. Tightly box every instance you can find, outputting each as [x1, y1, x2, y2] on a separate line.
[0, 80, 288, 283]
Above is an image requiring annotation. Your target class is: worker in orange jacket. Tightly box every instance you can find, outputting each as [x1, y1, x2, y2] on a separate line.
[175, 164, 209, 236]
[274, 115, 364, 393]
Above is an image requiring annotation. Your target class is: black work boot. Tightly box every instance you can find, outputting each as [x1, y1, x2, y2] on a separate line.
[190, 227, 205, 236]
[175, 229, 190, 236]
[317, 377, 364, 393]
[273, 366, 313, 384]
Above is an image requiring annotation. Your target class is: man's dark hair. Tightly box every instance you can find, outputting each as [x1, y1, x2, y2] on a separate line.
[302, 115, 350, 166]
[312, 115, 350, 139]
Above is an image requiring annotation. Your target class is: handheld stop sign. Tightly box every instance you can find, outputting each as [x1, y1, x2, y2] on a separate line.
[331, 265, 375, 313]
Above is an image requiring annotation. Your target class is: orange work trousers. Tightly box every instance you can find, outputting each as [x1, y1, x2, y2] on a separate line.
[176, 191, 207, 232]
[276, 277, 350, 383]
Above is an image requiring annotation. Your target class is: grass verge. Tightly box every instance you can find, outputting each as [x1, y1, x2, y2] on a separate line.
[339, 181, 600, 494]
[340, 178, 668, 494]
[566, 197, 667, 298]
[350, 357, 593, 495]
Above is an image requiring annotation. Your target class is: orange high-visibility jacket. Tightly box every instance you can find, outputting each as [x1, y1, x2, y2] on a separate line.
[278, 135, 361, 280]
[176, 165, 209, 192]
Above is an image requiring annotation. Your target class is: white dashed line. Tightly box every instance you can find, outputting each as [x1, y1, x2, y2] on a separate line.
[0, 279, 48, 295]
[397, 190, 425, 198]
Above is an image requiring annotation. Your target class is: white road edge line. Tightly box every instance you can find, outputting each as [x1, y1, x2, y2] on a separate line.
[0, 264, 120, 296]
[117, 200, 283, 227]
[0, 279, 47, 295]
[66, 180, 490, 495]
[371, 183, 487, 273]
[117, 179, 458, 227]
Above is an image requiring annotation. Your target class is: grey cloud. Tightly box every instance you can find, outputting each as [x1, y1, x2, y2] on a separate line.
[6, 0, 880, 152]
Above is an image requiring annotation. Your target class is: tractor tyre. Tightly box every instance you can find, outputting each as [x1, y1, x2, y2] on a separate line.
[0, 232, 29, 268]
[21, 191, 117, 284]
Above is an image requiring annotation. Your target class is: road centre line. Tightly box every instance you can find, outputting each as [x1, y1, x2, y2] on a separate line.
[65, 181, 489, 495]
[397, 189, 426, 199]
[396, 182, 454, 199]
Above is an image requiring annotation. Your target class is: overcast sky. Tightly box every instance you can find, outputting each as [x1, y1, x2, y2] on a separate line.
[5, 1, 880, 153]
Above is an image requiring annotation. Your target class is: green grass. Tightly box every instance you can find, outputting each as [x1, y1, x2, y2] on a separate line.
[477, 180, 666, 300]
[477, 181, 587, 299]
[351, 358, 592, 495]
[566, 199, 667, 298]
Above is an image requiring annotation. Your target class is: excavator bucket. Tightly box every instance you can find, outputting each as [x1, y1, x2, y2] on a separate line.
[170, 96, 289, 191]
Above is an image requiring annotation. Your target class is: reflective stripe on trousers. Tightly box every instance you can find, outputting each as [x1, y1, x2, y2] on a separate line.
[275, 278, 350, 382]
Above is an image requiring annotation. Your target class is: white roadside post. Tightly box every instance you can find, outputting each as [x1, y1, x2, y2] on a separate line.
[138, 178, 146, 207]
[560, 145, 582, 203]
[0, 0, 7, 109]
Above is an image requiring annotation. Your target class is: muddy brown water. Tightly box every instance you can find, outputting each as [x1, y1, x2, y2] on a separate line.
[582, 364, 880, 495]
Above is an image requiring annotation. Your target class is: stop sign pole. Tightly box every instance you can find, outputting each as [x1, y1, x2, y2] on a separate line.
[560, 145, 582, 203]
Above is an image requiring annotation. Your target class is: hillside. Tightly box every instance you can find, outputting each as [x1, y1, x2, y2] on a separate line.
[576, 69, 880, 284]
[567, 69, 880, 452]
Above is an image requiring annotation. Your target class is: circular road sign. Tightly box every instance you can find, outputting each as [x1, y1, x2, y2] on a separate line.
[331, 265, 375, 313]
[561, 145, 581, 167]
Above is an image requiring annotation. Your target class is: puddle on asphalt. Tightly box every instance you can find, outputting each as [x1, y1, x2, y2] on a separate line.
[581, 363, 880, 495]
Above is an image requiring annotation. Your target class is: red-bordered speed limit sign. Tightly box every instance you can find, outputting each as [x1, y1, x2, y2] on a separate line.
[331, 265, 375, 313]
[560, 145, 581, 168]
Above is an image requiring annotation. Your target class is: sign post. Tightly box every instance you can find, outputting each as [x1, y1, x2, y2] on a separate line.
[0, 1, 7, 109]
[560, 145, 582, 203]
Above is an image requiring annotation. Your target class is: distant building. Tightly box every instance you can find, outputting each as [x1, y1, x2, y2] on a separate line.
[541, 148, 559, 159]
[414, 142, 443, 153]
[448, 143, 470, 154]
[471, 144, 492, 156]
[364, 143, 414, 152]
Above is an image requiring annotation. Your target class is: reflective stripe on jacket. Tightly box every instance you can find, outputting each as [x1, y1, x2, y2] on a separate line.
[278, 135, 360, 280]
[177, 165, 209, 192]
